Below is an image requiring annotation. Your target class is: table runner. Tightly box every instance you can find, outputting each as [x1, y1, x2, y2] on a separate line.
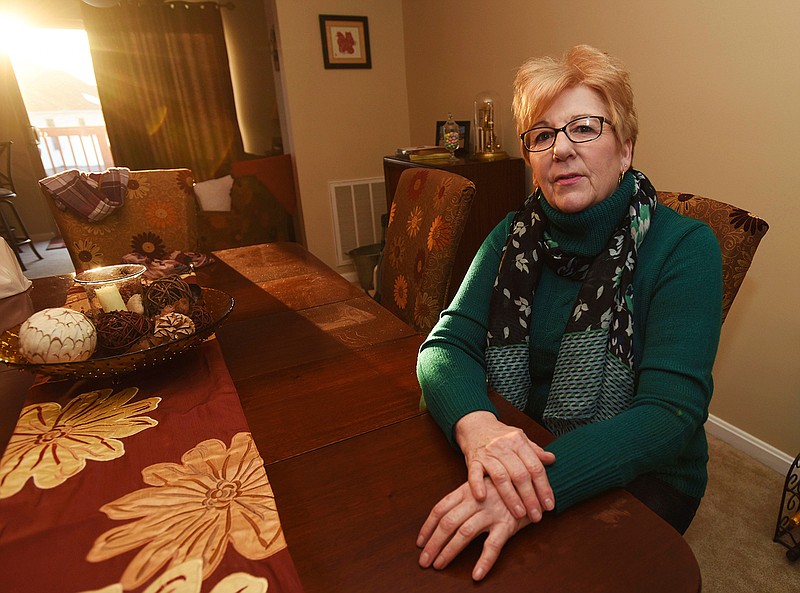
[0, 339, 305, 593]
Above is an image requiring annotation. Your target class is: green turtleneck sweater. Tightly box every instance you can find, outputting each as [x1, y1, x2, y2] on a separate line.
[417, 172, 723, 511]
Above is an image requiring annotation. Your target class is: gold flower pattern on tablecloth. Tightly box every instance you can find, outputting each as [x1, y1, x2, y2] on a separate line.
[87, 432, 286, 590]
[0, 388, 160, 499]
[79, 558, 268, 593]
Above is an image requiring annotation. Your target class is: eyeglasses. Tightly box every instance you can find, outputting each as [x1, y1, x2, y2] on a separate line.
[520, 116, 612, 152]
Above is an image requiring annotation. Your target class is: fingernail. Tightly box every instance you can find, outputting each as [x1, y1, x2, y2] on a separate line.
[530, 508, 541, 521]
[514, 505, 525, 517]
[416, 535, 425, 547]
[474, 567, 485, 581]
[420, 552, 430, 565]
[545, 498, 554, 511]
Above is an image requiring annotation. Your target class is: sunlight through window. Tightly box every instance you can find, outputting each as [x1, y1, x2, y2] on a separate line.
[1, 13, 113, 174]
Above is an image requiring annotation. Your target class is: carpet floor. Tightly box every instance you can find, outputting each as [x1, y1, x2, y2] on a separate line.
[686, 434, 798, 591]
[19, 241, 74, 280]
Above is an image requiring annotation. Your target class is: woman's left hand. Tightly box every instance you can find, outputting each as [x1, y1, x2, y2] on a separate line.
[417, 477, 532, 581]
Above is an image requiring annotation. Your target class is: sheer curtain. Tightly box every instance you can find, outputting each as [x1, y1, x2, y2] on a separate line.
[81, 1, 244, 181]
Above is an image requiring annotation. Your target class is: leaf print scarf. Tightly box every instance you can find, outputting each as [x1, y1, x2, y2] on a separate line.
[485, 169, 657, 436]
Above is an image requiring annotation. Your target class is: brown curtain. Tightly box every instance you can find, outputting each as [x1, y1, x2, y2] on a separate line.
[81, 1, 244, 181]
[0, 55, 54, 237]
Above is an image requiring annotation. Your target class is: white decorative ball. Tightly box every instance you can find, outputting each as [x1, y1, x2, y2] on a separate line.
[126, 293, 145, 315]
[18, 308, 97, 363]
[152, 312, 195, 346]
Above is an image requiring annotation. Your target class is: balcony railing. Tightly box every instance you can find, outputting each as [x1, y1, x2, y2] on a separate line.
[36, 125, 114, 176]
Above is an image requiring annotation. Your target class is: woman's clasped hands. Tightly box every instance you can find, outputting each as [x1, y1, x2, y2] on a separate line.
[417, 411, 556, 581]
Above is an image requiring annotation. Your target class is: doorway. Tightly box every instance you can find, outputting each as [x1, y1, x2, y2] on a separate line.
[3, 22, 113, 175]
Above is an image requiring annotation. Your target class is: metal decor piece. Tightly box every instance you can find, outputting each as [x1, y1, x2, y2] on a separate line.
[774, 451, 800, 561]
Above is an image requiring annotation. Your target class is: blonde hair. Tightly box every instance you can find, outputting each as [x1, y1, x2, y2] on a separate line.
[512, 45, 638, 151]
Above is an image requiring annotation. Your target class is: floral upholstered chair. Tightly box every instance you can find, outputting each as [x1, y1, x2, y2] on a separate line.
[658, 191, 769, 323]
[379, 168, 476, 334]
[44, 169, 198, 272]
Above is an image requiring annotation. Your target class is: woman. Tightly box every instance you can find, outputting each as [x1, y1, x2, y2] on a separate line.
[415, 45, 722, 581]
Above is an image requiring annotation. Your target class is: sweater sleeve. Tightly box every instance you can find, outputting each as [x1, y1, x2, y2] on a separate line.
[544, 222, 723, 510]
[417, 214, 515, 445]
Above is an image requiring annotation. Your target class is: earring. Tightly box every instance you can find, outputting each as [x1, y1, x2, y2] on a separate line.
[618, 172, 624, 185]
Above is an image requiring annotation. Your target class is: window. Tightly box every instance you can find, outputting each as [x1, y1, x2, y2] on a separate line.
[1, 16, 113, 174]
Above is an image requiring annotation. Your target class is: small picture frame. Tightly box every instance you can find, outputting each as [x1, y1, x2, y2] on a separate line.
[435, 120, 471, 156]
[319, 15, 371, 69]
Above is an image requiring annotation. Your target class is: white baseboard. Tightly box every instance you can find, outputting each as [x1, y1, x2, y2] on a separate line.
[340, 270, 358, 284]
[706, 414, 794, 475]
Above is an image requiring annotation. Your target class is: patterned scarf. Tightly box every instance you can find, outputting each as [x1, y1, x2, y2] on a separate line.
[485, 169, 657, 436]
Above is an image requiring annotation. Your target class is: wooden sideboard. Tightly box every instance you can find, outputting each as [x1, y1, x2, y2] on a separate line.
[383, 155, 527, 302]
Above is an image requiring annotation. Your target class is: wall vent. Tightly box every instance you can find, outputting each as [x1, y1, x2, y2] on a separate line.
[329, 177, 386, 266]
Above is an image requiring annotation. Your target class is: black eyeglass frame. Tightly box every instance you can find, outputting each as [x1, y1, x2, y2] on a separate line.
[519, 115, 613, 153]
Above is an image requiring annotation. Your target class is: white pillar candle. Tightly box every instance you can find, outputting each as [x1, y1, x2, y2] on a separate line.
[95, 284, 127, 312]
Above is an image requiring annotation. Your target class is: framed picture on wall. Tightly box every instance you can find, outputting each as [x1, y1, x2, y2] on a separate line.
[319, 15, 371, 69]
[435, 120, 471, 156]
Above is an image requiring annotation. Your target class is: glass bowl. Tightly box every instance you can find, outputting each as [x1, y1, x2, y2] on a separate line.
[0, 288, 234, 380]
[74, 264, 147, 315]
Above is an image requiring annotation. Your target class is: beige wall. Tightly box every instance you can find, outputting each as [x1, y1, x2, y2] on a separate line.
[273, 0, 410, 271]
[402, 0, 800, 456]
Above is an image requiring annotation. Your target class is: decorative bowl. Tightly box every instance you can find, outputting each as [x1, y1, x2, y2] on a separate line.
[0, 288, 234, 380]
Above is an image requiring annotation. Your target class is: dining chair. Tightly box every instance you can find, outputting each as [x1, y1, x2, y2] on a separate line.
[0, 141, 43, 271]
[41, 168, 199, 272]
[658, 191, 769, 323]
[379, 168, 476, 334]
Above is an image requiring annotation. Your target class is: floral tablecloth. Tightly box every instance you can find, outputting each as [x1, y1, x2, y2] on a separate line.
[0, 339, 305, 593]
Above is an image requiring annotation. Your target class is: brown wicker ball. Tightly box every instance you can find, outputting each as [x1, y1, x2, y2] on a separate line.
[189, 303, 213, 330]
[143, 275, 194, 317]
[94, 311, 152, 355]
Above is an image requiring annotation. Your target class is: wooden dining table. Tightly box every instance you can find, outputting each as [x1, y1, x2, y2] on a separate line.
[0, 242, 702, 593]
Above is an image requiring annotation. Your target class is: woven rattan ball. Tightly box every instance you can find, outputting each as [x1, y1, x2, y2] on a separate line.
[94, 311, 152, 355]
[189, 303, 213, 330]
[143, 276, 194, 317]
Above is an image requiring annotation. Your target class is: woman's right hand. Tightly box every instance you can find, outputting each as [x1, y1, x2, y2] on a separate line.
[454, 411, 556, 522]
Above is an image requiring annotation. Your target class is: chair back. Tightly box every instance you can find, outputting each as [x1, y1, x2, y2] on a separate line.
[42, 168, 199, 271]
[380, 168, 475, 334]
[0, 141, 15, 196]
[658, 191, 768, 323]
